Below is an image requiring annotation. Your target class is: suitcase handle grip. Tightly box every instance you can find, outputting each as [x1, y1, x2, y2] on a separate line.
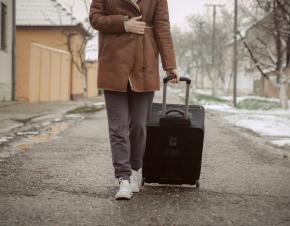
[162, 76, 191, 120]
[165, 109, 185, 116]
[163, 76, 191, 85]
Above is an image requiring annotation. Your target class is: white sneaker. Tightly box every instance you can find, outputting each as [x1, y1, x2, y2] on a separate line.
[115, 178, 133, 200]
[130, 169, 142, 193]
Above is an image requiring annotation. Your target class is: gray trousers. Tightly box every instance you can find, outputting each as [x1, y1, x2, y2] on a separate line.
[104, 82, 154, 180]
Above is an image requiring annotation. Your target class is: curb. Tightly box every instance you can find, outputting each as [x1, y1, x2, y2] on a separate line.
[0, 101, 106, 142]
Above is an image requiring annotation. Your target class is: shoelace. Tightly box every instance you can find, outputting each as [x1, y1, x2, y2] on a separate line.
[118, 178, 124, 184]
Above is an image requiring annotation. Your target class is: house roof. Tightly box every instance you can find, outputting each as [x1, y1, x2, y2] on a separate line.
[16, 0, 78, 27]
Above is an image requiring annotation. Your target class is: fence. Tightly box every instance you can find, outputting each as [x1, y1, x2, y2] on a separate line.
[28, 43, 71, 103]
[254, 77, 290, 98]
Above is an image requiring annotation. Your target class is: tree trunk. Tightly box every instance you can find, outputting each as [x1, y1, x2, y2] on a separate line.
[279, 71, 289, 109]
[212, 69, 217, 97]
[273, 1, 288, 108]
[195, 67, 199, 89]
[287, 36, 290, 66]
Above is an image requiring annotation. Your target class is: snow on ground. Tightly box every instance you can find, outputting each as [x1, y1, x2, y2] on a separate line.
[173, 88, 290, 149]
[205, 99, 290, 149]
[222, 95, 290, 106]
[226, 113, 290, 138]
[271, 139, 290, 147]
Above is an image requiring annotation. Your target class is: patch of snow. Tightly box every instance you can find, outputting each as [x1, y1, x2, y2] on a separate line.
[172, 88, 290, 147]
[0, 137, 9, 143]
[221, 95, 290, 106]
[16, 131, 40, 136]
[271, 139, 290, 147]
[203, 98, 290, 148]
[226, 114, 290, 138]
[4, 136, 13, 140]
[65, 114, 85, 119]
[204, 104, 234, 112]
[205, 102, 290, 116]
[0, 136, 14, 144]
[93, 102, 106, 109]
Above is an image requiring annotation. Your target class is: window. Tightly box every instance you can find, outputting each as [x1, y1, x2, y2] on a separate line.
[0, 2, 7, 50]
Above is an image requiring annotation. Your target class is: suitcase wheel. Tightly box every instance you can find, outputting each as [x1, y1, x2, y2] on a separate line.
[196, 180, 200, 189]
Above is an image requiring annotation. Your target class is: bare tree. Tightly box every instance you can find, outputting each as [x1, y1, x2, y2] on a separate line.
[58, 0, 97, 105]
[239, 0, 289, 109]
[172, 15, 230, 93]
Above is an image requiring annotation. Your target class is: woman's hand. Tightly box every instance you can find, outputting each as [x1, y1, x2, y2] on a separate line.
[166, 69, 180, 83]
[124, 15, 146, 35]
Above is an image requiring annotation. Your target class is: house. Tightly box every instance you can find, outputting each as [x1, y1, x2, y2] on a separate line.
[16, 0, 98, 103]
[0, 0, 15, 101]
[220, 14, 290, 98]
[243, 16, 290, 98]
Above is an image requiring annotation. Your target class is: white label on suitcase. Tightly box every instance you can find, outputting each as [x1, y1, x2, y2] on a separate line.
[169, 137, 177, 147]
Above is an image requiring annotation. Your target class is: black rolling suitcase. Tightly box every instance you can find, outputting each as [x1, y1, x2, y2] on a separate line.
[142, 76, 205, 188]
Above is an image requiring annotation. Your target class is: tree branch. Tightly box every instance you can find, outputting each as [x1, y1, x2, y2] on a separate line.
[237, 30, 270, 80]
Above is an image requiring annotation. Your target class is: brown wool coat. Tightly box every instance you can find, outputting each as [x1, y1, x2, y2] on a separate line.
[89, 0, 177, 92]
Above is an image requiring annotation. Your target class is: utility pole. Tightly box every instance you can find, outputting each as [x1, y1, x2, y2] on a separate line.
[233, 0, 238, 107]
[196, 20, 205, 89]
[12, 0, 16, 101]
[205, 4, 224, 97]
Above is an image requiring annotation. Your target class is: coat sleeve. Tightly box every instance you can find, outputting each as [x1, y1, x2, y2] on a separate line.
[89, 0, 126, 34]
[153, 0, 177, 71]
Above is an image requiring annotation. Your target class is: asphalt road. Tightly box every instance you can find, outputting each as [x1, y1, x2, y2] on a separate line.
[1, 88, 290, 226]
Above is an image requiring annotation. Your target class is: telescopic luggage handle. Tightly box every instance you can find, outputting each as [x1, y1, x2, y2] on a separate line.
[162, 76, 191, 120]
[163, 76, 191, 84]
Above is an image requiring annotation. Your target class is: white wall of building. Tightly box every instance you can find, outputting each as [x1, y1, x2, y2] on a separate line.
[0, 0, 14, 101]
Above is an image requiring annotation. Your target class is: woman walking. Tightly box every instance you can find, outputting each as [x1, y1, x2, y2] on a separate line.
[89, 0, 179, 200]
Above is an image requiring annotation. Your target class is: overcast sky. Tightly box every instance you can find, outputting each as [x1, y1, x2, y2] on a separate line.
[168, 0, 230, 29]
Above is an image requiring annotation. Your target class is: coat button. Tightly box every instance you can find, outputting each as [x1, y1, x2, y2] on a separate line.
[143, 65, 147, 70]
